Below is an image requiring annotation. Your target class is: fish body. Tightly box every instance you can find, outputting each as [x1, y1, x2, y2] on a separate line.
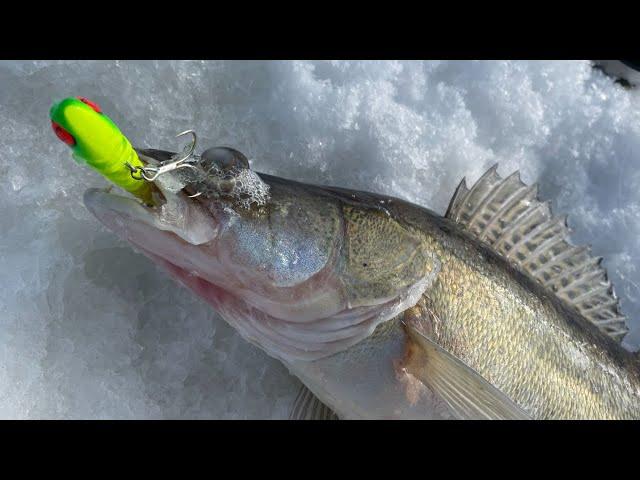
[49, 97, 153, 203]
[80, 145, 640, 420]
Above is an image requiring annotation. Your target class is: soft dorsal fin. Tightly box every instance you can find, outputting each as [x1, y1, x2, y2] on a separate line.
[446, 164, 628, 342]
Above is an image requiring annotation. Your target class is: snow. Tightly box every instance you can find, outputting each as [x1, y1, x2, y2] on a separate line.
[0, 60, 639, 418]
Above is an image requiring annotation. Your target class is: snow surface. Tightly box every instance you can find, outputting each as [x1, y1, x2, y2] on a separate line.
[0, 60, 639, 418]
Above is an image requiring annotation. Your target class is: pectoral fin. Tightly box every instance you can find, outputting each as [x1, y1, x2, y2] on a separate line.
[403, 322, 531, 420]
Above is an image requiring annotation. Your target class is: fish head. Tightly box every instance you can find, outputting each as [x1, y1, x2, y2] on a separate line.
[83, 148, 440, 362]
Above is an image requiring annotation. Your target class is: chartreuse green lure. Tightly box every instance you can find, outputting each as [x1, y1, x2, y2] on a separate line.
[50, 97, 153, 204]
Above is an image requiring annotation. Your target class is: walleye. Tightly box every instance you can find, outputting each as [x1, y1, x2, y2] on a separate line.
[83, 144, 640, 420]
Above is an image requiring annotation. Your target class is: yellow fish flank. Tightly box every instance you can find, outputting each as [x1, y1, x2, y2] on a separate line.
[402, 234, 640, 419]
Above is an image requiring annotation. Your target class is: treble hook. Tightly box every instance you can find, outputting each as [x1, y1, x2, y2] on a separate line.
[127, 130, 200, 182]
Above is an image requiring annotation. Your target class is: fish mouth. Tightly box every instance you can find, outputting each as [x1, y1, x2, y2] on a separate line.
[83, 180, 224, 289]
[83, 188, 219, 246]
[83, 186, 276, 355]
[83, 185, 256, 343]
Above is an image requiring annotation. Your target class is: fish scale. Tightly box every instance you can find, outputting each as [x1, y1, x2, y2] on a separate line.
[420, 242, 640, 418]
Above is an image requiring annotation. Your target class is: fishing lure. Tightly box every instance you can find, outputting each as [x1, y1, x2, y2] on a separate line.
[50, 97, 153, 204]
[50, 96, 270, 209]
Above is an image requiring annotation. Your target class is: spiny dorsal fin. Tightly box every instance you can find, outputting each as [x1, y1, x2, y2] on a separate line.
[445, 164, 628, 342]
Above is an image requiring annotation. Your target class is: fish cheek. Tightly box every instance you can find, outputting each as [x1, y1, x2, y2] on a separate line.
[339, 205, 439, 307]
[222, 195, 343, 290]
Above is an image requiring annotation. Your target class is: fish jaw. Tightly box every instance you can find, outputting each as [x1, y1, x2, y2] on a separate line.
[83, 188, 228, 287]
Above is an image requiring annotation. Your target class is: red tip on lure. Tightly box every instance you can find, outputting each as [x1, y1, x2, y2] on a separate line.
[51, 121, 76, 146]
[77, 97, 102, 113]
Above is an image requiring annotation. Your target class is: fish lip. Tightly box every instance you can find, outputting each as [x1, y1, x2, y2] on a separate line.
[84, 182, 220, 241]
[83, 187, 157, 230]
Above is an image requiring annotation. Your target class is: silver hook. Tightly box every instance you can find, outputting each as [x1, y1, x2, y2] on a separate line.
[128, 130, 199, 182]
[172, 130, 198, 164]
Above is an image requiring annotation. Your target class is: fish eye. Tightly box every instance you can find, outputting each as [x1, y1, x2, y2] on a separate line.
[51, 121, 76, 147]
[201, 147, 250, 172]
[77, 96, 102, 114]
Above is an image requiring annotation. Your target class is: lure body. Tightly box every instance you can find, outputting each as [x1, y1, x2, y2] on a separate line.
[50, 97, 152, 204]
